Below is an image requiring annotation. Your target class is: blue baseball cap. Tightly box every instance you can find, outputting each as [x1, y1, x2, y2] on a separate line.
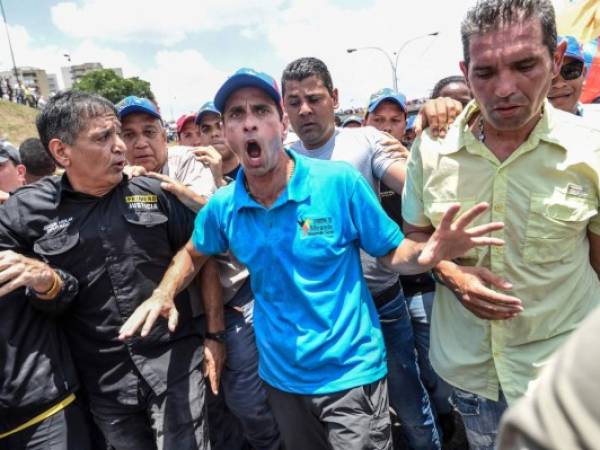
[214, 68, 282, 113]
[341, 115, 363, 127]
[559, 35, 585, 62]
[194, 101, 221, 125]
[367, 88, 407, 115]
[116, 96, 162, 121]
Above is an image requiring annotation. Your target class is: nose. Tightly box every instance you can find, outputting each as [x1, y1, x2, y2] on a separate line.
[242, 114, 259, 132]
[494, 69, 518, 99]
[114, 134, 127, 153]
[298, 100, 312, 117]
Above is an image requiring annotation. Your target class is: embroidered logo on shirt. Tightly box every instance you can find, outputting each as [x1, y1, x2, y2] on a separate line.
[298, 216, 334, 237]
[565, 183, 588, 198]
[43, 217, 73, 234]
[125, 195, 159, 211]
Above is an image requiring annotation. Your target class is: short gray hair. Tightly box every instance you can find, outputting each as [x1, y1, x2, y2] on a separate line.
[461, 0, 557, 66]
[36, 90, 116, 154]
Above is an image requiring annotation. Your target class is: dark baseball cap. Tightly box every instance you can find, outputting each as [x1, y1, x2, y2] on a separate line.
[0, 140, 21, 164]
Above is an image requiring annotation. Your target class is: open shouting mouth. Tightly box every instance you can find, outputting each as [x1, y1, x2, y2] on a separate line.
[246, 140, 263, 167]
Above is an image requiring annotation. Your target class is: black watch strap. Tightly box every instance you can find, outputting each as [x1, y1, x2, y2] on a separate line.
[205, 330, 226, 343]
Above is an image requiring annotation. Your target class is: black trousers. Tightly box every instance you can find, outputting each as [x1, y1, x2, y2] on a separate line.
[0, 400, 92, 450]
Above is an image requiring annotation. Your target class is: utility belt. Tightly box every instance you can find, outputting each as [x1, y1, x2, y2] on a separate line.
[0, 393, 76, 440]
[373, 281, 401, 309]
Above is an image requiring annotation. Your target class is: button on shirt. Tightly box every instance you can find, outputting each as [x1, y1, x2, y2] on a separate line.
[0, 175, 202, 405]
[402, 100, 600, 404]
[192, 152, 403, 394]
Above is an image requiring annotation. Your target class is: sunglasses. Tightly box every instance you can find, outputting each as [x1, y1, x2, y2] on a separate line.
[560, 61, 584, 80]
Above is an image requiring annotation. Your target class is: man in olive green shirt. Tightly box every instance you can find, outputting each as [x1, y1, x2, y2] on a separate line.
[402, 1, 600, 449]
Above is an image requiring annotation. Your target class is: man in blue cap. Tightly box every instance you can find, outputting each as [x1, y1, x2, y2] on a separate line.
[364, 87, 459, 446]
[548, 35, 589, 115]
[282, 57, 442, 449]
[119, 67, 505, 450]
[191, 99, 282, 450]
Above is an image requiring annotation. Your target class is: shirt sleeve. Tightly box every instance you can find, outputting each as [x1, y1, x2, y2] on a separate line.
[348, 171, 403, 257]
[174, 150, 217, 198]
[588, 212, 600, 235]
[0, 194, 32, 251]
[162, 189, 198, 251]
[365, 127, 402, 180]
[401, 137, 431, 227]
[191, 197, 228, 256]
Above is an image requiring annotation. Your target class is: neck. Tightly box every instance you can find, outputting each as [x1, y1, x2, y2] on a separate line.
[222, 153, 240, 175]
[245, 152, 292, 208]
[478, 109, 543, 162]
[303, 125, 335, 150]
[66, 172, 119, 197]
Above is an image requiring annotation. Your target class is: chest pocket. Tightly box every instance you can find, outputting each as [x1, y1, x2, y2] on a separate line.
[123, 211, 168, 227]
[425, 199, 478, 261]
[34, 231, 80, 257]
[524, 193, 597, 264]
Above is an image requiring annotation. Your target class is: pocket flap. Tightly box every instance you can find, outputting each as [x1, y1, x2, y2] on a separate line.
[123, 211, 168, 227]
[34, 232, 80, 256]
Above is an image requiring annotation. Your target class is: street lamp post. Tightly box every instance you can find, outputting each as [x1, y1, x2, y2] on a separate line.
[0, 0, 20, 86]
[347, 31, 439, 92]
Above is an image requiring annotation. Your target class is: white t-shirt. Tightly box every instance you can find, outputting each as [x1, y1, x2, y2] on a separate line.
[289, 126, 401, 294]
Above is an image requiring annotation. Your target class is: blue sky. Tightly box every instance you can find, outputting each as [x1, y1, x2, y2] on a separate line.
[0, 0, 572, 119]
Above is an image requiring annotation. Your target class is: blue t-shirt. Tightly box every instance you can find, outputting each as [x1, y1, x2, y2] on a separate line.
[192, 151, 403, 394]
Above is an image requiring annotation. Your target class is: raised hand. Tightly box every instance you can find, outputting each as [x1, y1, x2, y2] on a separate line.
[414, 97, 464, 138]
[418, 202, 503, 266]
[191, 146, 225, 186]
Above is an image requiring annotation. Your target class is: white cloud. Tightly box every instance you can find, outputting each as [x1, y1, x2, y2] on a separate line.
[141, 49, 228, 121]
[263, 0, 477, 108]
[51, 0, 285, 46]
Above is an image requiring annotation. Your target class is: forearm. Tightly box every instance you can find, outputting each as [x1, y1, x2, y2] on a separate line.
[378, 238, 429, 275]
[381, 160, 407, 195]
[156, 241, 208, 298]
[198, 258, 225, 332]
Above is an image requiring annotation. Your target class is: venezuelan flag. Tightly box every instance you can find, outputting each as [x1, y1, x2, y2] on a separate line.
[556, 0, 600, 103]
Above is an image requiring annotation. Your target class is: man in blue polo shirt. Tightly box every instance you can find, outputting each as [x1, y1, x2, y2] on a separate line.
[119, 68, 503, 450]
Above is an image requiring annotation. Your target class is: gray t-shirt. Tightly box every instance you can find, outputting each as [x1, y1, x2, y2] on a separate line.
[163, 146, 249, 306]
[289, 126, 401, 294]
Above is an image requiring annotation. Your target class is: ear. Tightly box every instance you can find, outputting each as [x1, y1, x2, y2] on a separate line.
[459, 61, 470, 88]
[16, 164, 27, 184]
[331, 88, 339, 109]
[553, 41, 567, 78]
[281, 111, 290, 139]
[48, 138, 71, 168]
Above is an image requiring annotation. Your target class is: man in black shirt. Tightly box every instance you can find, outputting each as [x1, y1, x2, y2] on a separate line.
[0, 91, 215, 450]
[0, 251, 91, 450]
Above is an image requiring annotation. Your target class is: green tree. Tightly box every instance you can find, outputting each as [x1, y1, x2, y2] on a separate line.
[72, 69, 155, 104]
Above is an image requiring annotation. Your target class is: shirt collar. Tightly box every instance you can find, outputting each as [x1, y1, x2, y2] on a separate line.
[234, 149, 311, 211]
[56, 172, 126, 205]
[438, 99, 563, 157]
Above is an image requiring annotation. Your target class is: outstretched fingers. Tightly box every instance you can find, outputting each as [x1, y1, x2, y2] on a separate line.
[453, 202, 490, 230]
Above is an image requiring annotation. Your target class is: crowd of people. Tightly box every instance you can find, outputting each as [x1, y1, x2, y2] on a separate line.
[0, 78, 42, 109]
[1, 0, 600, 450]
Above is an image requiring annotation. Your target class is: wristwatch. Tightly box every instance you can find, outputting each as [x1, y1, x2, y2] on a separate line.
[205, 330, 226, 343]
